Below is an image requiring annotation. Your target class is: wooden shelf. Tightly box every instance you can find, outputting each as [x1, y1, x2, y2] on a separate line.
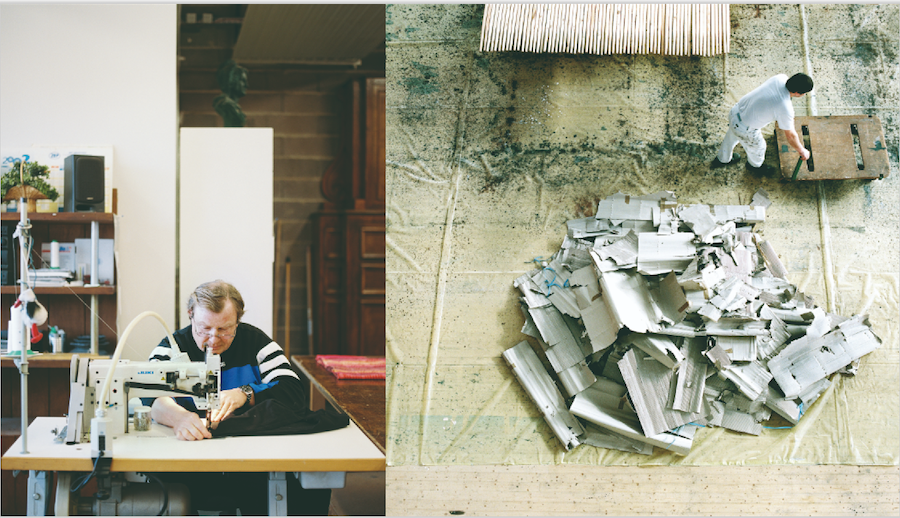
[0, 212, 114, 224]
[0, 286, 115, 295]
[181, 19, 243, 25]
[1, 352, 107, 369]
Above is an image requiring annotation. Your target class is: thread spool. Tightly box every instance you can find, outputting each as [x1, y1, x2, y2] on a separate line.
[133, 406, 152, 432]
[50, 241, 60, 269]
[52, 328, 65, 353]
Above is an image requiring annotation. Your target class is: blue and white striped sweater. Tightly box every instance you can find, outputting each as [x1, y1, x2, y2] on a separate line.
[147, 322, 306, 412]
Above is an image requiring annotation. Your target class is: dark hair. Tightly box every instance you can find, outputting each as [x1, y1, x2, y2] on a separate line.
[187, 280, 245, 322]
[786, 73, 813, 94]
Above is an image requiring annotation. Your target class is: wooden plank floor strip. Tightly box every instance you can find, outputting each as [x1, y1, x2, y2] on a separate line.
[386, 465, 900, 516]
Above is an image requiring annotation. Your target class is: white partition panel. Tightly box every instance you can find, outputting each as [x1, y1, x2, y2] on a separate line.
[179, 128, 274, 336]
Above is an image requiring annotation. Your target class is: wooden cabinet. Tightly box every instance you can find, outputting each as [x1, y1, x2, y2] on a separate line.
[311, 77, 385, 356]
[363, 78, 386, 210]
[312, 210, 385, 356]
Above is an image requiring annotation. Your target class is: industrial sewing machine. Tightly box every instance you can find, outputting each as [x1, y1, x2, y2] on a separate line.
[64, 349, 222, 450]
[57, 335, 222, 515]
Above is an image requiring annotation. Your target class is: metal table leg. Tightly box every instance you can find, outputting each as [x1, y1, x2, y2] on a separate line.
[267, 471, 288, 516]
[55, 472, 72, 516]
[267, 471, 347, 515]
[26, 470, 50, 516]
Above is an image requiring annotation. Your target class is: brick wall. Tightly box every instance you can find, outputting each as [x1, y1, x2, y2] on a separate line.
[180, 71, 344, 356]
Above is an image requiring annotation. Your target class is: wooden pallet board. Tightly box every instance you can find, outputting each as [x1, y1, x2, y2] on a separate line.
[386, 464, 900, 516]
[775, 115, 890, 181]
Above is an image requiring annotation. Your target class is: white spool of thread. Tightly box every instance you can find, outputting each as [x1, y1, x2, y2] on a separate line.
[50, 240, 60, 269]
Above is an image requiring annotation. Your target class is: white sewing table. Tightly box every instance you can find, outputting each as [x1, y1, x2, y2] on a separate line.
[1, 416, 385, 515]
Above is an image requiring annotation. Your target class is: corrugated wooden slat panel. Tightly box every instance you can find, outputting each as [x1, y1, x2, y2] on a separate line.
[480, 3, 742, 56]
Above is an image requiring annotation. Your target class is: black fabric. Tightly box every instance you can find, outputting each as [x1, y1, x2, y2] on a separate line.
[211, 398, 349, 438]
[146, 325, 340, 515]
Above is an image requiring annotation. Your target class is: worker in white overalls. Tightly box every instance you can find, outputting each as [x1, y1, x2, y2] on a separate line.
[712, 73, 813, 175]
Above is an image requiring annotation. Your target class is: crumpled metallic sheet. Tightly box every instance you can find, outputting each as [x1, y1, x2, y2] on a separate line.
[386, 3, 899, 467]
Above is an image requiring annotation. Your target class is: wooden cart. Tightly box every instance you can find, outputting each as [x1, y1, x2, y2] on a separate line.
[775, 115, 890, 181]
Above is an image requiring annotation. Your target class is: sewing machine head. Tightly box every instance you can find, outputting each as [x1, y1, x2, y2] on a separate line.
[65, 352, 221, 445]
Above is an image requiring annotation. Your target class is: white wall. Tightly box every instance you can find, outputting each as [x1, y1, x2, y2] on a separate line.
[0, 5, 178, 359]
[179, 128, 274, 336]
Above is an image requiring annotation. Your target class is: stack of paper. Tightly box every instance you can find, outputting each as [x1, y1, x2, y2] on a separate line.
[28, 269, 74, 287]
[503, 190, 882, 457]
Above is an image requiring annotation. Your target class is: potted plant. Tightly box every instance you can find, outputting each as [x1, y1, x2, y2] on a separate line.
[1, 160, 59, 212]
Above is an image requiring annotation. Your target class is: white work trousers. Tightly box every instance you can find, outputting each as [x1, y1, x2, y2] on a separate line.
[717, 105, 766, 167]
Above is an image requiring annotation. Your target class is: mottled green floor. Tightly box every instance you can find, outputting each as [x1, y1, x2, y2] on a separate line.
[386, 4, 899, 467]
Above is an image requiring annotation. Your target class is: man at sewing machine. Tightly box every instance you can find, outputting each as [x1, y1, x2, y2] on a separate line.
[148, 279, 305, 440]
[145, 280, 331, 515]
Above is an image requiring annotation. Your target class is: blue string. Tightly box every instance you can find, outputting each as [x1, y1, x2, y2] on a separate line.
[762, 402, 803, 430]
[545, 279, 564, 295]
[686, 421, 792, 431]
[762, 401, 804, 430]
[664, 434, 678, 450]
[525, 264, 570, 296]
[542, 267, 565, 296]
[664, 425, 686, 450]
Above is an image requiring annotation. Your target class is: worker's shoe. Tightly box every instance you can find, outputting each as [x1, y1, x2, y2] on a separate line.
[747, 163, 776, 176]
[710, 153, 741, 168]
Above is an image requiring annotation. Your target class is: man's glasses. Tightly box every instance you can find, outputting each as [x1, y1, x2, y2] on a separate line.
[192, 322, 236, 340]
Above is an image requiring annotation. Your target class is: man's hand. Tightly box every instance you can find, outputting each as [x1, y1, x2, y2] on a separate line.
[784, 129, 811, 160]
[172, 411, 213, 441]
[151, 396, 212, 441]
[209, 387, 251, 425]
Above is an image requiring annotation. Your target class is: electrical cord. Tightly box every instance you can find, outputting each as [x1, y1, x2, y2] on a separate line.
[69, 455, 102, 493]
[144, 473, 170, 516]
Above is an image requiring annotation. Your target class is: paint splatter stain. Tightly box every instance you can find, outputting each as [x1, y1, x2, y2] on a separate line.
[402, 62, 440, 95]
[412, 61, 438, 79]
[403, 77, 439, 95]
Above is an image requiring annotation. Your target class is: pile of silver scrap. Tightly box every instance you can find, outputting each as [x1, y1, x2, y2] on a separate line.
[502, 190, 882, 456]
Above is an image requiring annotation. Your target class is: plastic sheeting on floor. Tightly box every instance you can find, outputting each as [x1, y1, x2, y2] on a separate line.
[386, 3, 899, 467]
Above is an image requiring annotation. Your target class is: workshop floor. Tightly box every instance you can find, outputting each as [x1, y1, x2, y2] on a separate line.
[385, 3, 898, 516]
[329, 472, 385, 516]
